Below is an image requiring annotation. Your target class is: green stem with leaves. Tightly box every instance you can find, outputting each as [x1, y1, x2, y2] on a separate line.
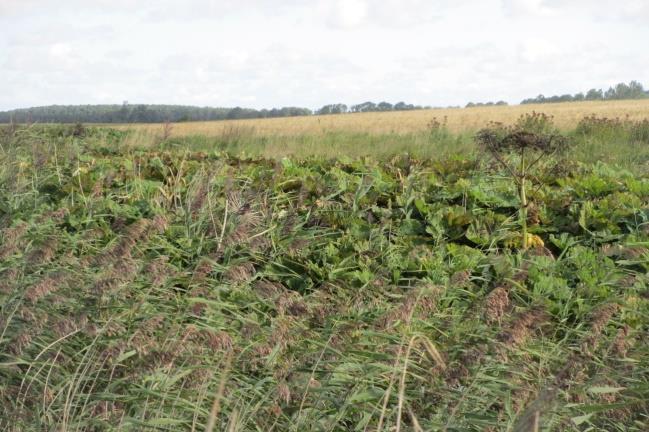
[519, 149, 528, 250]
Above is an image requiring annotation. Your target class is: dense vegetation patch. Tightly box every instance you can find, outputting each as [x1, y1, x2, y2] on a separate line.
[0, 126, 648, 431]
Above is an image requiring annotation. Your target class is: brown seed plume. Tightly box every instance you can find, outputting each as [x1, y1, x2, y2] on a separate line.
[24, 272, 67, 303]
[498, 306, 548, 348]
[484, 287, 509, 324]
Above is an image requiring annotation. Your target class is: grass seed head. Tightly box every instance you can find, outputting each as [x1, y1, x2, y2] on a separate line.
[201, 330, 234, 352]
[27, 238, 58, 266]
[151, 214, 169, 233]
[193, 258, 215, 281]
[484, 287, 510, 324]
[276, 382, 291, 404]
[499, 306, 548, 348]
[190, 176, 211, 217]
[612, 325, 632, 357]
[275, 291, 307, 316]
[590, 303, 619, 336]
[0, 268, 19, 293]
[223, 262, 255, 283]
[450, 269, 471, 286]
[10, 331, 33, 356]
[24, 272, 67, 303]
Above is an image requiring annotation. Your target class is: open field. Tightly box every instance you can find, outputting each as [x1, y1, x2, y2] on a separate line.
[1, 124, 648, 430]
[116, 99, 649, 137]
[109, 100, 649, 163]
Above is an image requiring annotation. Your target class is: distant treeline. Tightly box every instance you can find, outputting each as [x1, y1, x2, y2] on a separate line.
[0, 100, 430, 124]
[521, 80, 649, 105]
[465, 101, 508, 108]
[315, 101, 429, 114]
[0, 104, 313, 124]
[2, 80, 648, 123]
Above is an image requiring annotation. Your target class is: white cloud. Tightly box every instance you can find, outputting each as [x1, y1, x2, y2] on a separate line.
[49, 43, 72, 58]
[0, 0, 648, 111]
[507, 0, 649, 21]
[327, 0, 369, 28]
[501, 0, 553, 16]
[323, 0, 455, 29]
[518, 39, 561, 63]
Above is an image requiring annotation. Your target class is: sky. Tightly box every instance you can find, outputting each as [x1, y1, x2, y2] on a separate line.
[1, 0, 648, 111]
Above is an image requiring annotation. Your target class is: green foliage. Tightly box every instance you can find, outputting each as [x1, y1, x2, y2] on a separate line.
[0, 100, 430, 124]
[476, 118, 572, 249]
[465, 100, 508, 108]
[630, 119, 649, 143]
[521, 80, 649, 104]
[0, 103, 314, 124]
[0, 128, 648, 431]
[514, 111, 558, 135]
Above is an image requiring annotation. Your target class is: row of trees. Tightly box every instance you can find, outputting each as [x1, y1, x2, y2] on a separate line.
[0, 104, 313, 124]
[0, 100, 429, 123]
[2, 81, 647, 123]
[465, 101, 508, 108]
[521, 81, 649, 105]
[315, 101, 427, 115]
[0, 100, 431, 123]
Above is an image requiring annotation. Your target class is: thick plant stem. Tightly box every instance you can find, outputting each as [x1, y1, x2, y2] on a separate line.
[520, 150, 528, 250]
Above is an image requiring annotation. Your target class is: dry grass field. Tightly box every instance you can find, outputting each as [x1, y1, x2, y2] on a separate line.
[108, 99, 649, 162]
[115, 99, 649, 138]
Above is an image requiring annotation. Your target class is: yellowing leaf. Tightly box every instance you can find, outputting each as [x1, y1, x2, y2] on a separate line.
[527, 233, 545, 248]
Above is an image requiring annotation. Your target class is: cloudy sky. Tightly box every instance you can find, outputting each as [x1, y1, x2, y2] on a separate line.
[1, 0, 647, 111]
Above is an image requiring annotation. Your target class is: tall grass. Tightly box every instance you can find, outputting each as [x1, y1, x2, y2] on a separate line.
[116, 111, 649, 171]
[0, 124, 648, 431]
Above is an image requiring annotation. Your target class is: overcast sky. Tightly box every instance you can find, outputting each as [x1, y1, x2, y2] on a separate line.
[1, 0, 647, 111]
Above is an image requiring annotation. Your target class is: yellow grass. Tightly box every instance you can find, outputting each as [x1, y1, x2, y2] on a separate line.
[113, 99, 649, 138]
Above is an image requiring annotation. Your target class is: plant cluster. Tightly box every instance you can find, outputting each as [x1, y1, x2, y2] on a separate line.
[576, 115, 649, 144]
[0, 127, 647, 431]
[476, 113, 570, 249]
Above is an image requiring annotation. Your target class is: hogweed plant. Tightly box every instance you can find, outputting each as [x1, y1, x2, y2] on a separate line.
[476, 124, 570, 249]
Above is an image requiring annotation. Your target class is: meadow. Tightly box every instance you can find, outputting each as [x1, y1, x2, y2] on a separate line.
[0, 109, 648, 431]
[119, 100, 649, 137]
[114, 100, 649, 163]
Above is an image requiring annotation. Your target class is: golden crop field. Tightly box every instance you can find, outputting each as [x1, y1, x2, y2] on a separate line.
[115, 99, 649, 138]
